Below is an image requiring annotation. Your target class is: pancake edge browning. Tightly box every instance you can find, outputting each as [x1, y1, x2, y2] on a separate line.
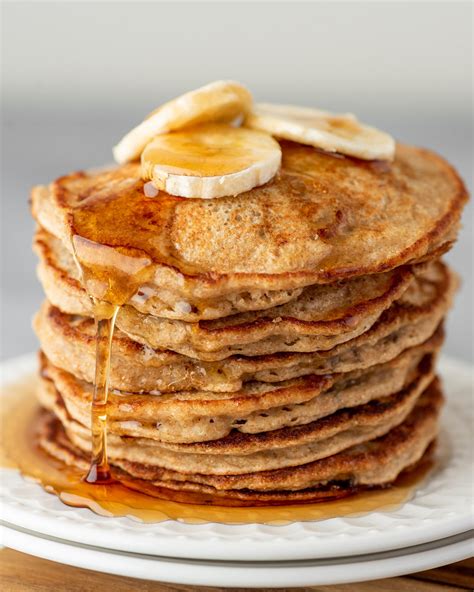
[33, 227, 305, 321]
[38, 331, 441, 445]
[34, 225, 417, 360]
[36, 379, 442, 504]
[34, 260, 456, 392]
[39, 355, 436, 475]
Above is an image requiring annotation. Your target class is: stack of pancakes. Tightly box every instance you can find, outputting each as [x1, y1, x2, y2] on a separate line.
[31, 141, 467, 505]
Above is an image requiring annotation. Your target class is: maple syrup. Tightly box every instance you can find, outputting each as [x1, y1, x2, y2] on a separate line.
[1, 374, 435, 525]
[70, 197, 155, 483]
[84, 310, 118, 484]
[65, 171, 187, 480]
[141, 123, 277, 178]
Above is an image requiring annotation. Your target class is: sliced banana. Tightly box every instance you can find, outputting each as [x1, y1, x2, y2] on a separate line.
[245, 103, 395, 161]
[113, 81, 253, 164]
[141, 123, 281, 199]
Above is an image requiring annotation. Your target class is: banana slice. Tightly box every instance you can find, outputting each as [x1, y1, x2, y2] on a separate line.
[113, 81, 253, 164]
[245, 103, 395, 161]
[141, 123, 281, 199]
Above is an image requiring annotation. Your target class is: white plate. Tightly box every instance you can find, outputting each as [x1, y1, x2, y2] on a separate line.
[1, 353, 473, 565]
[2, 523, 473, 587]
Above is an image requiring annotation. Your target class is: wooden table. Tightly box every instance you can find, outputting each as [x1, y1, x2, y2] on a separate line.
[1, 549, 473, 591]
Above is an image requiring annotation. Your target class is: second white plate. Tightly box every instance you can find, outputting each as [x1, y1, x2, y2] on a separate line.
[2, 523, 473, 587]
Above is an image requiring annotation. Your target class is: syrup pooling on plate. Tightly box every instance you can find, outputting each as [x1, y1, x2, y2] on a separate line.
[0, 375, 435, 524]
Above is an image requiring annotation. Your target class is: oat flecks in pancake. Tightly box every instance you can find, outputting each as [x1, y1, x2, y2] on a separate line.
[34, 224, 415, 359]
[37, 379, 442, 501]
[38, 332, 441, 445]
[35, 242, 455, 361]
[34, 261, 455, 391]
[113, 267, 412, 360]
[38, 351, 437, 476]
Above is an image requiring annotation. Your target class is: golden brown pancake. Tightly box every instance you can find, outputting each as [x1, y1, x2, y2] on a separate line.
[34, 228, 305, 321]
[34, 224, 418, 359]
[31, 142, 467, 302]
[113, 268, 412, 360]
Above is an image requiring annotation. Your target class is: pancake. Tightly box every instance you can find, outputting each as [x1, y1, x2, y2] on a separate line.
[35, 222, 413, 338]
[31, 142, 467, 303]
[39, 356, 434, 474]
[39, 339, 440, 444]
[42, 271, 415, 363]
[34, 228, 304, 321]
[113, 266, 413, 360]
[34, 261, 455, 392]
[37, 379, 442, 503]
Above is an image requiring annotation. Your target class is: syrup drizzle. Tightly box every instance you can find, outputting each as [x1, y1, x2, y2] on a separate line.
[84, 308, 119, 483]
[71, 230, 153, 484]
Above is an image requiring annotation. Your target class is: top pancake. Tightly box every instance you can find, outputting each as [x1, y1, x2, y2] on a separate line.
[31, 141, 467, 297]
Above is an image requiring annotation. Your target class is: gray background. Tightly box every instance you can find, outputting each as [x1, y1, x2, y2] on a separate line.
[1, 1, 472, 361]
